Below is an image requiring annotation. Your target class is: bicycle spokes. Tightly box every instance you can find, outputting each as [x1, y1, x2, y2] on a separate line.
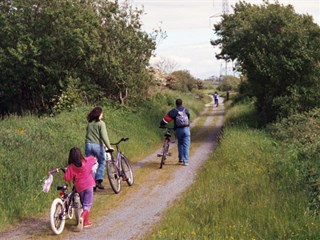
[106, 138, 134, 193]
[107, 161, 121, 194]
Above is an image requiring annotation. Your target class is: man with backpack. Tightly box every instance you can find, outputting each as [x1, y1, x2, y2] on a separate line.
[160, 99, 191, 166]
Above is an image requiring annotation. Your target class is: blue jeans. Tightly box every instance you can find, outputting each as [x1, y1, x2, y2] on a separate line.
[175, 127, 191, 163]
[85, 142, 105, 181]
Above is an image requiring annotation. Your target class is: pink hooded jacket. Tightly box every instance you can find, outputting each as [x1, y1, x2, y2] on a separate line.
[64, 155, 97, 193]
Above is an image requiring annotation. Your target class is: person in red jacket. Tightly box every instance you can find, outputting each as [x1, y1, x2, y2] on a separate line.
[64, 147, 97, 228]
[160, 98, 191, 166]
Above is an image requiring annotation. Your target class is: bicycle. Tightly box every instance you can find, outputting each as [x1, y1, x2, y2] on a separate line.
[106, 137, 134, 194]
[46, 168, 83, 235]
[157, 126, 175, 169]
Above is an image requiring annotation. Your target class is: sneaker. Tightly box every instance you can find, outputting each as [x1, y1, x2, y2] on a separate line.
[183, 162, 189, 166]
[178, 160, 183, 164]
[96, 180, 106, 190]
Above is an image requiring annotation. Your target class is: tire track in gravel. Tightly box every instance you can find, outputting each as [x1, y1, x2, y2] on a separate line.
[67, 97, 225, 240]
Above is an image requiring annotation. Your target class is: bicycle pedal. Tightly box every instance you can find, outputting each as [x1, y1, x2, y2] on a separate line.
[157, 153, 163, 157]
[167, 152, 172, 156]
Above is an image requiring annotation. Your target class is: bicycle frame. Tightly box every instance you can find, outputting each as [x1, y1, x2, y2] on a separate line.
[106, 138, 134, 194]
[57, 185, 78, 218]
[108, 139, 126, 175]
[114, 149, 123, 171]
[158, 126, 175, 169]
[48, 168, 82, 235]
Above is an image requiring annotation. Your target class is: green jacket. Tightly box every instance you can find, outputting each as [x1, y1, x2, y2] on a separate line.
[85, 120, 112, 149]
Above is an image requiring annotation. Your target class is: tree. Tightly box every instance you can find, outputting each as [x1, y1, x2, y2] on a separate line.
[0, 0, 157, 115]
[212, 1, 320, 123]
[152, 56, 179, 74]
[171, 70, 197, 92]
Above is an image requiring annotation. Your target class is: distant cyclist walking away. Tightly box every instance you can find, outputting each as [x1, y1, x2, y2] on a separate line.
[85, 107, 113, 190]
[160, 99, 191, 166]
[213, 91, 219, 107]
[64, 147, 97, 228]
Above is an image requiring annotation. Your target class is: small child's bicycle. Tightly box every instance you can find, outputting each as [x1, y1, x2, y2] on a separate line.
[106, 137, 134, 194]
[43, 168, 83, 235]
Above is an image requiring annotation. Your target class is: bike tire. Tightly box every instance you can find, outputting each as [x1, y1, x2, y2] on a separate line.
[160, 140, 169, 169]
[121, 155, 134, 186]
[107, 161, 121, 194]
[73, 193, 82, 225]
[50, 198, 66, 235]
[67, 198, 74, 219]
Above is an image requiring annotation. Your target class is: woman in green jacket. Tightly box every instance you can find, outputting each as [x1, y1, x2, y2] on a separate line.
[85, 107, 113, 190]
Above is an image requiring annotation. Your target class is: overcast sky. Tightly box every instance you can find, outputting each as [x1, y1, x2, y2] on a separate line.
[120, 0, 320, 79]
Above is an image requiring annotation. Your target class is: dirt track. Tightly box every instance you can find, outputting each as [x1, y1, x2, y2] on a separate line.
[0, 96, 224, 240]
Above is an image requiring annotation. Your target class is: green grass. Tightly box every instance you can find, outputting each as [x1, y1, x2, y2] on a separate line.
[146, 100, 320, 240]
[0, 91, 207, 231]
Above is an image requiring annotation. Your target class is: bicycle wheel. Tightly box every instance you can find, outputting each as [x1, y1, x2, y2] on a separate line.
[107, 160, 121, 194]
[160, 140, 169, 169]
[67, 198, 74, 219]
[50, 198, 66, 235]
[121, 155, 134, 186]
[73, 193, 82, 224]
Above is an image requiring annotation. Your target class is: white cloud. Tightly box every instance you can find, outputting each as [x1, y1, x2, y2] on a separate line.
[120, 0, 320, 79]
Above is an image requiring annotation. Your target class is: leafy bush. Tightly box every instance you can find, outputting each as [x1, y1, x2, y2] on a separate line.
[51, 77, 85, 115]
[170, 70, 198, 92]
[217, 75, 240, 91]
[270, 108, 320, 214]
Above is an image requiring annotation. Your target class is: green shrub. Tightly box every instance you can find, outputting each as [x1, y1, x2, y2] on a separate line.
[217, 75, 240, 92]
[270, 108, 320, 214]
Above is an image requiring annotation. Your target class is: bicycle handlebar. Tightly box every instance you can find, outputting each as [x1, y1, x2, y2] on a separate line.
[110, 137, 129, 146]
[48, 167, 65, 175]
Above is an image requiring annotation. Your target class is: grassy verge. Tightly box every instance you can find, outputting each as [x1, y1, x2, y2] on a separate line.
[0, 91, 208, 232]
[146, 99, 320, 240]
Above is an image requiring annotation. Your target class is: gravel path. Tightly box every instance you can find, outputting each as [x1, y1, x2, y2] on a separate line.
[0, 97, 224, 240]
[68, 97, 225, 240]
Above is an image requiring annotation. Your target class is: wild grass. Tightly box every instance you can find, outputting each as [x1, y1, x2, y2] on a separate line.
[0, 91, 207, 231]
[147, 100, 320, 240]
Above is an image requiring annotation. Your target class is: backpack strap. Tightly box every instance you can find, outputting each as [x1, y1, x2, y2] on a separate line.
[176, 107, 185, 113]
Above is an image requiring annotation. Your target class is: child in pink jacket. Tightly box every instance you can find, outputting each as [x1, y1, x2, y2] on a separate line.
[64, 147, 97, 228]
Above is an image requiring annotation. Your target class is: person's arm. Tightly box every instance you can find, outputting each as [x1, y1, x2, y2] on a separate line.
[160, 108, 179, 127]
[63, 166, 73, 182]
[160, 113, 173, 126]
[100, 121, 112, 149]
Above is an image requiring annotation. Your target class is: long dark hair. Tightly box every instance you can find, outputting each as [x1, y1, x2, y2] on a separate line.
[87, 106, 102, 122]
[68, 147, 84, 167]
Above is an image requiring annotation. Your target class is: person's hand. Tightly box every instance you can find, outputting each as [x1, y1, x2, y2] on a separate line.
[108, 147, 114, 152]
